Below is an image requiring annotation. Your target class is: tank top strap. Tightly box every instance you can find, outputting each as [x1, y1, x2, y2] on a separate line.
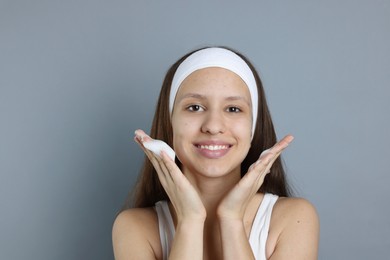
[155, 201, 175, 260]
[249, 193, 279, 260]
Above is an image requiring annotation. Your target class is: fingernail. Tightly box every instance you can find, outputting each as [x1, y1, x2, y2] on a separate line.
[134, 130, 144, 142]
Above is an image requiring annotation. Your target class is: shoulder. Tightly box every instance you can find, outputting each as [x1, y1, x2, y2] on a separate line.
[112, 207, 162, 260]
[267, 197, 319, 259]
[113, 207, 159, 234]
[273, 196, 319, 222]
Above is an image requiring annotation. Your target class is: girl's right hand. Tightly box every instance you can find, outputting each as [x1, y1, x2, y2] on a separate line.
[134, 129, 206, 223]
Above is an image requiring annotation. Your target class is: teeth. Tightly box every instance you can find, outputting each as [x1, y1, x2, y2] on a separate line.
[199, 145, 228, 150]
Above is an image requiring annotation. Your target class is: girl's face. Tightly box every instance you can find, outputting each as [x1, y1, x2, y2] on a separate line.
[171, 67, 253, 179]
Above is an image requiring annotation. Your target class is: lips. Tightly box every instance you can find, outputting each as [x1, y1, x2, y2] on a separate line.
[194, 141, 232, 159]
[198, 144, 229, 150]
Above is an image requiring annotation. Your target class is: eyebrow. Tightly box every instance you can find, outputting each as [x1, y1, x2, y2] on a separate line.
[178, 93, 207, 102]
[225, 96, 251, 107]
[177, 93, 251, 107]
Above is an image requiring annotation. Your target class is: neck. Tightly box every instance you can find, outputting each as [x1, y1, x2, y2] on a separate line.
[183, 167, 241, 216]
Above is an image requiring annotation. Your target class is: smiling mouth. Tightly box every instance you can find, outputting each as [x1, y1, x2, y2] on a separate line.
[194, 144, 232, 159]
[196, 144, 230, 150]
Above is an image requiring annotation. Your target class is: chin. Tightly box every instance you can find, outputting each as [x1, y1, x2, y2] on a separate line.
[190, 162, 241, 179]
[176, 148, 245, 178]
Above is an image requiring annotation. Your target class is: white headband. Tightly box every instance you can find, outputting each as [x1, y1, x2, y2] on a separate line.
[169, 47, 258, 136]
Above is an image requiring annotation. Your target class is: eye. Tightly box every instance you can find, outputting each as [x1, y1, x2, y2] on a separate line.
[187, 104, 204, 112]
[227, 106, 241, 113]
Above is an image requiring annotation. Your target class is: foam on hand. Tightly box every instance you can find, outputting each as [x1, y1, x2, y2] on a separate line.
[143, 139, 176, 161]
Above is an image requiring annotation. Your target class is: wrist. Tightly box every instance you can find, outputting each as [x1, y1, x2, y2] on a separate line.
[218, 217, 245, 232]
[176, 208, 207, 224]
[218, 217, 244, 223]
[177, 216, 206, 228]
[175, 219, 205, 237]
[216, 210, 244, 223]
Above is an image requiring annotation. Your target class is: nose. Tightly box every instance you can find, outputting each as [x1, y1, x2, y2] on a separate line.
[201, 110, 226, 135]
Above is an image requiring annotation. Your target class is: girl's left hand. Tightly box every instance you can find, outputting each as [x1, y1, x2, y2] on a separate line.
[216, 135, 294, 221]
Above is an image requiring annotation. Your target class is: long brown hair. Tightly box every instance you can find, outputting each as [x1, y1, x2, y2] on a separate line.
[123, 46, 292, 210]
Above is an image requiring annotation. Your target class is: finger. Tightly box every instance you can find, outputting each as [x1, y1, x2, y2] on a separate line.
[160, 150, 192, 186]
[134, 136, 159, 164]
[249, 144, 287, 181]
[134, 129, 153, 143]
[257, 135, 294, 166]
[260, 152, 281, 180]
[243, 159, 267, 185]
[255, 149, 282, 176]
[240, 166, 267, 197]
[153, 151, 176, 184]
[267, 135, 294, 155]
[160, 151, 180, 178]
[246, 158, 276, 194]
[134, 130, 164, 165]
[134, 135, 172, 186]
[149, 152, 173, 185]
[243, 136, 294, 192]
[133, 132, 181, 195]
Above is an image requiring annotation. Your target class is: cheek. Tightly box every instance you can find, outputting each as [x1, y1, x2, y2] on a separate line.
[171, 122, 196, 166]
[172, 118, 193, 135]
[171, 117, 197, 148]
[232, 118, 252, 138]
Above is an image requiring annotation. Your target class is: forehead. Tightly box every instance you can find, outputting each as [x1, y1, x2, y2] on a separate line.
[177, 67, 251, 98]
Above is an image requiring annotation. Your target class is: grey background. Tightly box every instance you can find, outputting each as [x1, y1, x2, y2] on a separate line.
[1, 0, 389, 259]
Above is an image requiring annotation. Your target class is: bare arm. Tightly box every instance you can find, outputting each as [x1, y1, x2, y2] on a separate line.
[218, 198, 319, 260]
[217, 135, 295, 259]
[168, 219, 204, 259]
[219, 219, 256, 259]
[269, 198, 320, 260]
[112, 209, 159, 260]
[158, 150, 205, 260]
[112, 208, 205, 260]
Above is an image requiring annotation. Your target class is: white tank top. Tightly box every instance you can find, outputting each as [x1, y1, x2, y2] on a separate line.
[155, 193, 279, 260]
